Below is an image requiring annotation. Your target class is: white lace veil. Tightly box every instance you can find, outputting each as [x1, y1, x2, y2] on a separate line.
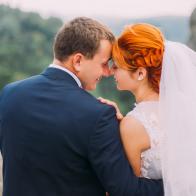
[160, 41, 196, 196]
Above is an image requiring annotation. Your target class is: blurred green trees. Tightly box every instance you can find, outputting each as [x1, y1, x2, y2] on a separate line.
[0, 5, 62, 87]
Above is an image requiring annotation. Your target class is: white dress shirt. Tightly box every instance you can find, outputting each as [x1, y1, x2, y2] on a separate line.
[49, 64, 82, 88]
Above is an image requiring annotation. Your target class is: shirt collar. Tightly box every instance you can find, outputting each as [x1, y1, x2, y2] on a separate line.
[49, 64, 82, 88]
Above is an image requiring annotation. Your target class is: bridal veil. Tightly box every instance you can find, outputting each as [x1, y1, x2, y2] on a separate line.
[160, 41, 196, 196]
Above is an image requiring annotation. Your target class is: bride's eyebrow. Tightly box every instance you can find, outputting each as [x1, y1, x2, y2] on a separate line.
[108, 57, 112, 61]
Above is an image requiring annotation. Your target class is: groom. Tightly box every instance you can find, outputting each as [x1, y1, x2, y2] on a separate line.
[0, 17, 163, 196]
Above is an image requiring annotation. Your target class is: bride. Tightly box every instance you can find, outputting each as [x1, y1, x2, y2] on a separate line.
[99, 23, 196, 195]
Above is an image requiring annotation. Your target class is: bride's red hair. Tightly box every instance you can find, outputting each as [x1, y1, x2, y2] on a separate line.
[112, 23, 164, 93]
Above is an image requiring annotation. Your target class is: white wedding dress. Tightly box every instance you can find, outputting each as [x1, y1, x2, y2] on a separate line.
[126, 101, 162, 179]
[126, 41, 196, 195]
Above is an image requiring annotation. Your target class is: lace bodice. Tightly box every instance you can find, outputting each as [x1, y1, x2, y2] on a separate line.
[126, 101, 162, 179]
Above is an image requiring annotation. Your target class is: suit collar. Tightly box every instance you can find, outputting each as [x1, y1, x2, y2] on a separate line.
[41, 67, 82, 87]
[49, 64, 82, 87]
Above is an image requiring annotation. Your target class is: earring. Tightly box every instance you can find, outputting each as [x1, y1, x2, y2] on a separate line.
[138, 76, 143, 81]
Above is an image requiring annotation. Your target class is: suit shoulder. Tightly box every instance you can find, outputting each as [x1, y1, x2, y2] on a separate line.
[0, 75, 42, 97]
[76, 89, 116, 116]
[4, 75, 41, 88]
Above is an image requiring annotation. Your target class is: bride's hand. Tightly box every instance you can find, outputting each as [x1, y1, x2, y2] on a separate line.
[98, 97, 124, 120]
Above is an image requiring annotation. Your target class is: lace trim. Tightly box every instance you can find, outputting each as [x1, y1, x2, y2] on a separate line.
[126, 103, 161, 178]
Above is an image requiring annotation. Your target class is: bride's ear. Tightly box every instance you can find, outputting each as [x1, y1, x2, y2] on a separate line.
[137, 67, 147, 81]
[72, 53, 83, 72]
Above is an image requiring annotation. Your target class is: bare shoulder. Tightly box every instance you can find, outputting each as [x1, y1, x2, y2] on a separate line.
[120, 116, 150, 150]
[120, 116, 146, 136]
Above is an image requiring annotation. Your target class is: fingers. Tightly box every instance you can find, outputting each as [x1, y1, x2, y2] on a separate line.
[98, 98, 117, 108]
[98, 97, 124, 120]
[116, 112, 124, 120]
[97, 97, 108, 103]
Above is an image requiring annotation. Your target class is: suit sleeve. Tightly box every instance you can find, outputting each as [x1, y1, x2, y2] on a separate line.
[0, 87, 5, 151]
[0, 85, 10, 151]
[88, 106, 163, 196]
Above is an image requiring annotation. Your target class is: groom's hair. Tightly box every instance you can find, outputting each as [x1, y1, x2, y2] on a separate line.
[53, 17, 115, 61]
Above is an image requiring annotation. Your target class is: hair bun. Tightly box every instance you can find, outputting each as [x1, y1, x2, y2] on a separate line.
[142, 47, 164, 68]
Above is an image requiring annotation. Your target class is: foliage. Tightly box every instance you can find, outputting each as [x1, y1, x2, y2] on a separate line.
[0, 5, 62, 89]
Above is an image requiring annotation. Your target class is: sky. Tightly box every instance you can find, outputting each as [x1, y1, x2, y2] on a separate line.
[0, 0, 196, 19]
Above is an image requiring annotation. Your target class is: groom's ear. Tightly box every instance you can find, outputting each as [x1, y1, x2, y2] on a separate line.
[72, 53, 83, 72]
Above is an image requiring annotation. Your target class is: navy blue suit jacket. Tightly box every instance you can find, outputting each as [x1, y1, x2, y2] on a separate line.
[0, 68, 163, 196]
